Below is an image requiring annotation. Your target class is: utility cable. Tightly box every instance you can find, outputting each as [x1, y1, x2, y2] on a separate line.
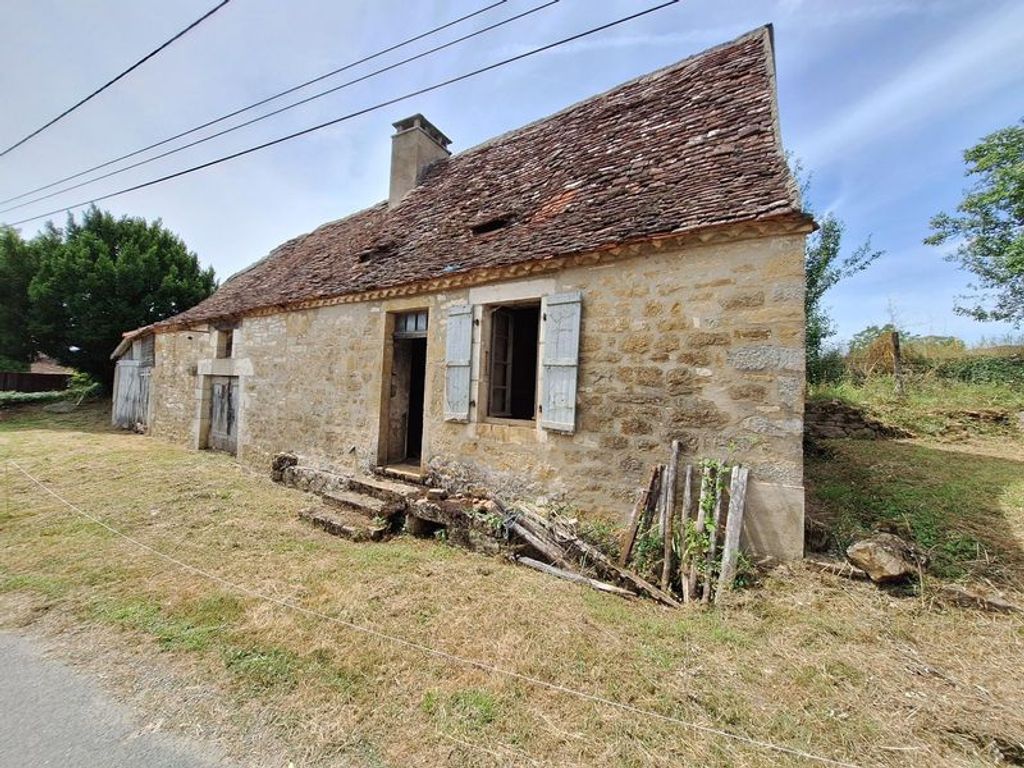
[0, 1, 233, 157]
[6, 1, 678, 228]
[0, 0, 559, 216]
[0, 0, 508, 206]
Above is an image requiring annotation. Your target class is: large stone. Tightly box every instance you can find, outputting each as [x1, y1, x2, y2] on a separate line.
[727, 344, 802, 372]
[846, 533, 917, 583]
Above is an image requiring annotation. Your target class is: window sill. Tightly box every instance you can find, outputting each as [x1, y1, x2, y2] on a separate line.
[481, 416, 537, 427]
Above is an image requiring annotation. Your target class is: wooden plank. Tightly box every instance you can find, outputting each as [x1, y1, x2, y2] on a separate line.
[508, 520, 574, 570]
[805, 557, 869, 580]
[661, 440, 680, 591]
[639, 465, 662, 535]
[715, 465, 749, 602]
[678, 464, 693, 603]
[511, 555, 637, 598]
[515, 507, 681, 608]
[701, 469, 725, 604]
[686, 465, 713, 601]
[938, 584, 1022, 614]
[619, 466, 658, 566]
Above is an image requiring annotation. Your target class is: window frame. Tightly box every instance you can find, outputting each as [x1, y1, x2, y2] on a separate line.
[215, 327, 235, 359]
[480, 300, 541, 424]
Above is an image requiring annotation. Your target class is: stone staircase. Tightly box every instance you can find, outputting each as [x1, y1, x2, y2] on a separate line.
[273, 454, 430, 542]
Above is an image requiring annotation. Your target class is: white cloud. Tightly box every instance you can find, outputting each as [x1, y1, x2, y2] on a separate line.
[798, 1, 1024, 165]
[778, 0, 964, 26]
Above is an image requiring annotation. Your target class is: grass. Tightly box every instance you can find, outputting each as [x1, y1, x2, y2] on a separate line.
[1, 401, 1023, 767]
[810, 374, 1024, 437]
[806, 440, 1024, 584]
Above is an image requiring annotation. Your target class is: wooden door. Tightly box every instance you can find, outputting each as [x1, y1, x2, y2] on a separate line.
[208, 376, 238, 454]
[113, 360, 150, 428]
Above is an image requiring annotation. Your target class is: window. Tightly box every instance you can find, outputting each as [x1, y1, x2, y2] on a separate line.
[487, 303, 540, 420]
[443, 292, 581, 432]
[139, 335, 155, 367]
[216, 328, 234, 359]
[394, 310, 428, 338]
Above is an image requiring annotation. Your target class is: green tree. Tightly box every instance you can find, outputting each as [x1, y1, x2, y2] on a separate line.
[804, 213, 883, 383]
[29, 207, 216, 388]
[0, 226, 39, 369]
[847, 323, 899, 355]
[926, 120, 1024, 325]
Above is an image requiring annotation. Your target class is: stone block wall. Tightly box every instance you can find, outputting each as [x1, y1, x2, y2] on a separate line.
[150, 329, 209, 446]
[805, 399, 910, 440]
[146, 232, 806, 559]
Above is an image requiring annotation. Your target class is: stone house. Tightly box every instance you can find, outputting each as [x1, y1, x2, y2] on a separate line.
[113, 27, 813, 559]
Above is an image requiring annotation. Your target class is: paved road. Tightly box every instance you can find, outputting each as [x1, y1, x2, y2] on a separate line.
[0, 633, 231, 768]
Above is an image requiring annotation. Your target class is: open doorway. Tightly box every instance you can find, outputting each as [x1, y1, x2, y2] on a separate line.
[385, 311, 428, 469]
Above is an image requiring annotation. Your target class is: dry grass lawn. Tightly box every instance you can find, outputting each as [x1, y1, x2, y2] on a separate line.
[1, 402, 1022, 767]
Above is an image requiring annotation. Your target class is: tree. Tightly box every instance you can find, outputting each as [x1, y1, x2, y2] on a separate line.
[0, 226, 39, 369]
[847, 323, 899, 355]
[804, 213, 883, 383]
[28, 207, 216, 388]
[926, 120, 1024, 326]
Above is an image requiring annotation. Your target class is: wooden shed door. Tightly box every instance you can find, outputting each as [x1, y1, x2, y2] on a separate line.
[208, 376, 238, 454]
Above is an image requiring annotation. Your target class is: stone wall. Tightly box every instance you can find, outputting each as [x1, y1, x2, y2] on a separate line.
[150, 329, 209, 446]
[804, 399, 909, 440]
[147, 232, 806, 559]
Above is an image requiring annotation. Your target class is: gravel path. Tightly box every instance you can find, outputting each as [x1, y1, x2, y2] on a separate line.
[0, 632, 233, 768]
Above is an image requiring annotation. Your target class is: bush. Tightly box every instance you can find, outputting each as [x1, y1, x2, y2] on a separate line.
[0, 390, 70, 407]
[933, 355, 1024, 387]
[0, 355, 29, 372]
[0, 374, 101, 409]
[807, 346, 846, 385]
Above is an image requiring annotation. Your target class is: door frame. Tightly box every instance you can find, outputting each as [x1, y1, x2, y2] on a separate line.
[207, 374, 239, 455]
[376, 309, 430, 470]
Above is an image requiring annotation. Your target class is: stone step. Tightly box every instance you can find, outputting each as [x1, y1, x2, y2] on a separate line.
[298, 506, 390, 542]
[374, 464, 428, 485]
[349, 474, 426, 504]
[322, 489, 391, 519]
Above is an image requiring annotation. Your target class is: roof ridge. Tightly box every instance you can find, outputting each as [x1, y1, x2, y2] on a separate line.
[136, 24, 801, 337]
[436, 25, 773, 166]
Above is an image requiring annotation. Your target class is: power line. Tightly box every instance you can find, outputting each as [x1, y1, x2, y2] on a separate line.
[0, 0, 558, 216]
[0, 1, 233, 158]
[10, 459, 863, 768]
[0, 0, 509, 207]
[6, 1, 679, 228]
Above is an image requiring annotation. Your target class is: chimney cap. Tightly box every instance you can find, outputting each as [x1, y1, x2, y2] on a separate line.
[392, 113, 451, 149]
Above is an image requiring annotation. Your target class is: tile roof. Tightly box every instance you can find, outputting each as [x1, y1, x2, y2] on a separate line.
[158, 25, 806, 330]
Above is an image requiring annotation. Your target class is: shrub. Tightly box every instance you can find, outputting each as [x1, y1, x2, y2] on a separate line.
[0, 355, 29, 372]
[807, 345, 846, 384]
[0, 373, 101, 409]
[933, 355, 1024, 387]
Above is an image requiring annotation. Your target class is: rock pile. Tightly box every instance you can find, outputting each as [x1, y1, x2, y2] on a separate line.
[805, 399, 910, 440]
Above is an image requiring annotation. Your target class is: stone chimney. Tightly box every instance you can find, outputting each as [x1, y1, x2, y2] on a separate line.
[389, 114, 451, 207]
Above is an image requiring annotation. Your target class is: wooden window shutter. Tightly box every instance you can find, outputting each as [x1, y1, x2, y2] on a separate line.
[444, 304, 473, 422]
[540, 291, 582, 433]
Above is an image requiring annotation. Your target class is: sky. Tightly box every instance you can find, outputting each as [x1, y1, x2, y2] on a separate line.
[1, 0, 1022, 345]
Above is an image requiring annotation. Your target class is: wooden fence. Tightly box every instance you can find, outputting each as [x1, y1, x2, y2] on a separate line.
[0, 371, 71, 392]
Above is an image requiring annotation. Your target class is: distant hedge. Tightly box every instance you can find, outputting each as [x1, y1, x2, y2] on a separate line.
[0, 382, 101, 408]
[932, 355, 1024, 387]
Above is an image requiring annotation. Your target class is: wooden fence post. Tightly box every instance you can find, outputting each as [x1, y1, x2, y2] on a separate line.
[891, 330, 905, 395]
